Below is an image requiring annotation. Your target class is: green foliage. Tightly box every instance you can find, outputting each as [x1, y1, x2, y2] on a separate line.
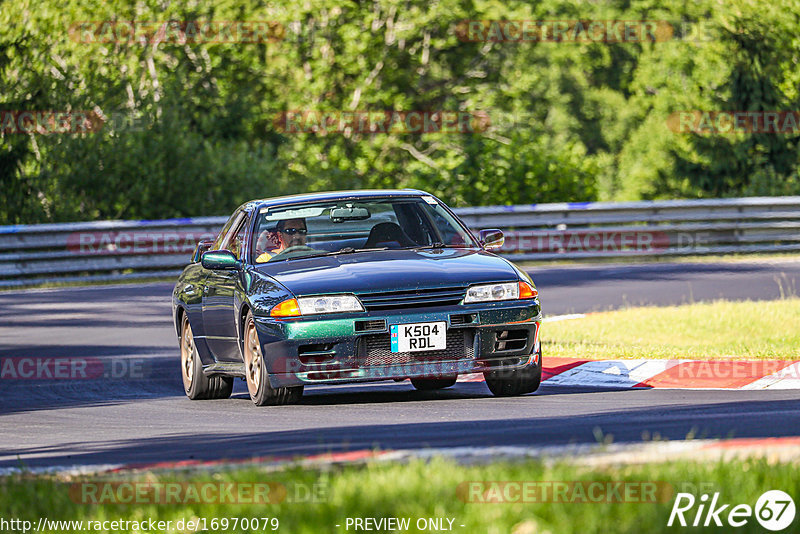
[1, 0, 800, 223]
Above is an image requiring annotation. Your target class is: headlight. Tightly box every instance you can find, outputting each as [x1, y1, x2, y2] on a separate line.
[271, 294, 364, 317]
[298, 294, 364, 314]
[463, 281, 538, 303]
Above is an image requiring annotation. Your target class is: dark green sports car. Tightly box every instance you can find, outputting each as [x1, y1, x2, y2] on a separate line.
[172, 190, 542, 405]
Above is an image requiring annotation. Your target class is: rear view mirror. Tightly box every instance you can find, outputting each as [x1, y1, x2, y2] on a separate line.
[201, 250, 241, 271]
[479, 229, 504, 250]
[331, 206, 371, 222]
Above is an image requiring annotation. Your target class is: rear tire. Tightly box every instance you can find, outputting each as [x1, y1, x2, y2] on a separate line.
[484, 350, 542, 397]
[180, 314, 233, 400]
[243, 311, 303, 406]
[410, 375, 458, 390]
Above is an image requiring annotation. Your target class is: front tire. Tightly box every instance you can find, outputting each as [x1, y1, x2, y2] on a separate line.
[243, 311, 303, 406]
[484, 351, 542, 397]
[410, 375, 458, 390]
[180, 314, 233, 400]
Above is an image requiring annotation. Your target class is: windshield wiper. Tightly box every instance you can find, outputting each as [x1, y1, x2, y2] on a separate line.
[335, 246, 390, 254]
[412, 241, 447, 250]
[283, 246, 389, 260]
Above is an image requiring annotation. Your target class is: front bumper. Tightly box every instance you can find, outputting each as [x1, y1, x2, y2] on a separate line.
[254, 300, 542, 388]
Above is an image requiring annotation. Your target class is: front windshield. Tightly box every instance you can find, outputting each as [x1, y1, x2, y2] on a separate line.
[251, 196, 478, 263]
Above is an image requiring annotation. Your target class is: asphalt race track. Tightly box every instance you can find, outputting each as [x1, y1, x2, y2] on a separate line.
[2, 260, 799, 470]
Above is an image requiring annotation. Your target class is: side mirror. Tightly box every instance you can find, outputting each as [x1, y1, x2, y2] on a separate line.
[201, 250, 241, 271]
[192, 240, 214, 263]
[479, 229, 504, 250]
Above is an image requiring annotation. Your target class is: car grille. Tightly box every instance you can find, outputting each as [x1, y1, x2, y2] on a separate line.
[357, 329, 474, 367]
[357, 286, 466, 311]
[494, 329, 529, 352]
[354, 319, 387, 332]
[450, 313, 477, 326]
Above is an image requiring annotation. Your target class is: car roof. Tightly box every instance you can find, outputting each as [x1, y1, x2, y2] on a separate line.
[244, 189, 434, 212]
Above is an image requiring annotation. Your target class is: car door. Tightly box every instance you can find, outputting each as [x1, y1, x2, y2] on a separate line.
[202, 210, 249, 362]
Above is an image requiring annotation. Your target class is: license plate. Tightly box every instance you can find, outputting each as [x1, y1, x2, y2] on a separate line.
[390, 321, 447, 353]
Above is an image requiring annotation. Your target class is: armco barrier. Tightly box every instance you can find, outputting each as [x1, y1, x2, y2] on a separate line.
[1, 196, 799, 287]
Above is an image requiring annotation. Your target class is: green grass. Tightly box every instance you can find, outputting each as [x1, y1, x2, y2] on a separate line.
[1, 457, 796, 533]
[544, 298, 800, 360]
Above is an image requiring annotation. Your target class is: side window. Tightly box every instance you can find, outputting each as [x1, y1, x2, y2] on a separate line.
[428, 209, 461, 245]
[222, 214, 250, 260]
[213, 210, 243, 251]
[424, 204, 471, 246]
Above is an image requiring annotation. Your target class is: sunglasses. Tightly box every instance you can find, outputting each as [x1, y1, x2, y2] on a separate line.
[280, 227, 307, 235]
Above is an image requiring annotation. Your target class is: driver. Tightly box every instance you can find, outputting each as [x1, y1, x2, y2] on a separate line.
[255, 218, 307, 262]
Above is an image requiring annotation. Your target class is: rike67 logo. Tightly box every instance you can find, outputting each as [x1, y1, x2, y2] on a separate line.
[668, 490, 795, 531]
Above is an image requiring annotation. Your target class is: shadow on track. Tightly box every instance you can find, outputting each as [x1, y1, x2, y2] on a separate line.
[0, 355, 183, 416]
[228, 381, 635, 405]
[4, 395, 800, 469]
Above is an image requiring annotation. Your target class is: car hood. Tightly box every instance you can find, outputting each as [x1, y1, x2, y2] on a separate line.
[252, 248, 519, 296]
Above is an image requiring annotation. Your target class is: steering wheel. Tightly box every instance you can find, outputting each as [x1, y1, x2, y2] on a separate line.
[269, 245, 315, 260]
